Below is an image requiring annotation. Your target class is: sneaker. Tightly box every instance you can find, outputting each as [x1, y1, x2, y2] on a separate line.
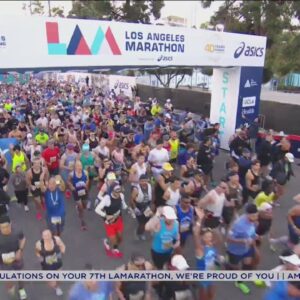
[24, 205, 29, 212]
[81, 222, 87, 231]
[55, 287, 63, 296]
[10, 196, 17, 202]
[18, 288, 27, 300]
[36, 212, 42, 221]
[111, 248, 123, 258]
[103, 239, 113, 257]
[235, 282, 250, 294]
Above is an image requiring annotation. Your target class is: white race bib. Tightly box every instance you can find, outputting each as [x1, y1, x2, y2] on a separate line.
[45, 254, 58, 265]
[50, 156, 57, 163]
[143, 207, 153, 217]
[2, 251, 16, 264]
[180, 222, 191, 233]
[51, 216, 62, 224]
[34, 181, 40, 188]
[77, 189, 86, 197]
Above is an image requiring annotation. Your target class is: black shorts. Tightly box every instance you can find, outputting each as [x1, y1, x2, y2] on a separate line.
[227, 247, 255, 265]
[151, 249, 172, 270]
[203, 216, 220, 229]
[256, 218, 272, 236]
[222, 207, 234, 225]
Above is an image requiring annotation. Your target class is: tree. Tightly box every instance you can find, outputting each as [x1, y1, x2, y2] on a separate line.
[142, 67, 193, 88]
[68, 0, 164, 24]
[22, 0, 66, 17]
[201, 0, 300, 78]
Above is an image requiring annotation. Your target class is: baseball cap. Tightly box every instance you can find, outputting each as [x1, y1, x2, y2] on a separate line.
[285, 152, 295, 163]
[27, 133, 32, 139]
[162, 206, 177, 220]
[106, 172, 116, 181]
[82, 144, 90, 152]
[163, 162, 174, 172]
[279, 253, 300, 266]
[111, 183, 122, 193]
[171, 255, 189, 270]
[257, 202, 272, 212]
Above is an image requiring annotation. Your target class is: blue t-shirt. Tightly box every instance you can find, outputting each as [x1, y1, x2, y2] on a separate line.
[45, 188, 65, 218]
[264, 281, 298, 300]
[227, 215, 256, 256]
[69, 282, 113, 300]
[152, 219, 179, 254]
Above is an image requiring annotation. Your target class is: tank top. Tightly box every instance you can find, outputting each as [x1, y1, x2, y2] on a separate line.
[196, 245, 217, 271]
[122, 264, 146, 298]
[131, 162, 147, 184]
[250, 169, 260, 186]
[169, 138, 179, 159]
[227, 184, 241, 202]
[205, 190, 225, 218]
[65, 153, 77, 169]
[152, 219, 179, 254]
[165, 187, 181, 207]
[39, 238, 62, 270]
[154, 174, 171, 206]
[136, 184, 152, 204]
[104, 195, 122, 216]
[12, 152, 26, 172]
[190, 179, 203, 198]
[183, 165, 195, 179]
[176, 204, 194, 235]
[72, 170, 87, 197]
[31, 167, 42, 189]
[88, 138, 98, 150]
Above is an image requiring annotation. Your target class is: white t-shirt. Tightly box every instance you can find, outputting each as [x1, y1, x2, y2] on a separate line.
[36, 117, 48, 128]
[93, 145, 110, 158]
[71, 114, 81, 124]
[148, 148, 169, 168]
[50, 118, 61, 129]
[166, 187, 181, 207]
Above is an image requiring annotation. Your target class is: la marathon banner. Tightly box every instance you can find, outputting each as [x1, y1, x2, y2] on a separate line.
[0, 16, 266, 70]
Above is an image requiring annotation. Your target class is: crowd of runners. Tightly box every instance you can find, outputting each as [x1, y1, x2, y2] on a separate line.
[0, 78, 299, 300]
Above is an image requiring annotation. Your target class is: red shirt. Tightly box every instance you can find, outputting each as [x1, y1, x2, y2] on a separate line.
[42, 147, 60, 170]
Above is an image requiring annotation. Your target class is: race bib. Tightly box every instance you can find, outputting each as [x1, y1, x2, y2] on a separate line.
[50, 157, 57, 163]
[77, 189, 86, 197]
[180, 221, 191, 233]
[45, 254, 58, 265]
[51, 216, 62, 225]
[2, 251, 16, 264]
[69, 161, 75, 168]
[143, 207, 153, 217]
[34, 181, 40, 188]
[163, 240, 173, 250]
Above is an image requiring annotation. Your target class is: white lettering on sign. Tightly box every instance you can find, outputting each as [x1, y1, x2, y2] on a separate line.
[242, 96, 256, 107]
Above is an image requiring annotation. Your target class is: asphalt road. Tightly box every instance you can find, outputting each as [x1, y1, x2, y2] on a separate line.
[0, 151, 299, 300]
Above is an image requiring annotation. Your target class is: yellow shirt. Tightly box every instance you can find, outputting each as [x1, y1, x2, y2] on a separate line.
[4, 103, 13, 112]
[12, 152, 26, 172]
[255, 192, 276, 207]
[169, 138, 179, 160]
[151, 105, 162, 116]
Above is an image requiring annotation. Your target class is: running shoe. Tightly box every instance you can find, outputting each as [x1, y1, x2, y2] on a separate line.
[235, 282, 250, 294]
[36, 212, 42, 221]
[86, 200, 92, 210]
[18, 288, 27, 300]
[111, 248, 123, 258]
[55, 287, 63, 296]
[81, 221, 87, 231]
[103, 239, 113, 257]
[24, 205, 29, 212]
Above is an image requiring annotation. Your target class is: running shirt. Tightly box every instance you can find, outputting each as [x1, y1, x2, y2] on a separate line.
[80, 153, 95, 177]
[152, 219, 179, 254]
[42, 147, 60, 171]
[69, 282, 113, 300]
[205, 190, 225, 218]
[196, 245, 217, 271]
[39, 238, 62, 270]
[255, 191, 276, 207]
[72, 171, 88, 199]
[12, 152, 26, 172]
[169, 138, 179, 160]
[165, 187, 181, 207]
[176, 205, 194, 236]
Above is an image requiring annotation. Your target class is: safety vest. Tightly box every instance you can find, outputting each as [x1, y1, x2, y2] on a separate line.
[12, 151, 26, 172]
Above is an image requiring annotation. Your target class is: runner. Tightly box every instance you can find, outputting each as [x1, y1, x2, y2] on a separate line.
[116, 252, 153, 300]
[10, 144, 28, 173]
[131, 174, 153, 240]
[0, 215, 27, 300]
[42, 139, 60, 176]
[26, 158, 48, 220]
[95, 183, 128, 258]
[163, 176, 181, 207]
[35, 229, 65, 296]
[68, 160, 89, 230]
[128, 153, 147, 187]
[43, 176, 66, 236]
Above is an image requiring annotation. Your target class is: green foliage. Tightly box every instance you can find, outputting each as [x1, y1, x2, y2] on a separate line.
[201, 0, 300, 78]
[68, 0, 164, 24]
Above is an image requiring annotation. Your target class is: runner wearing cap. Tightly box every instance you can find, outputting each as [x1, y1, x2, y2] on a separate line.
[226, 203, 259, 294]
[0, 215, 27, 300]
[95, 183, 128, 258]
[68, 160, 89, 230]
[116, 252, 153, 300]
[162, 254, 192, 299]
[145, 206, 180, 269]
[153, 162, 173, 209]
[263, 249, 300, 299]
[35, 229, 65, 296]
[131, 174, 153, 240]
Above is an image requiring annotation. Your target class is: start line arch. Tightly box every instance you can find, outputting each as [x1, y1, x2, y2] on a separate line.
[0, 16, 267, 149]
